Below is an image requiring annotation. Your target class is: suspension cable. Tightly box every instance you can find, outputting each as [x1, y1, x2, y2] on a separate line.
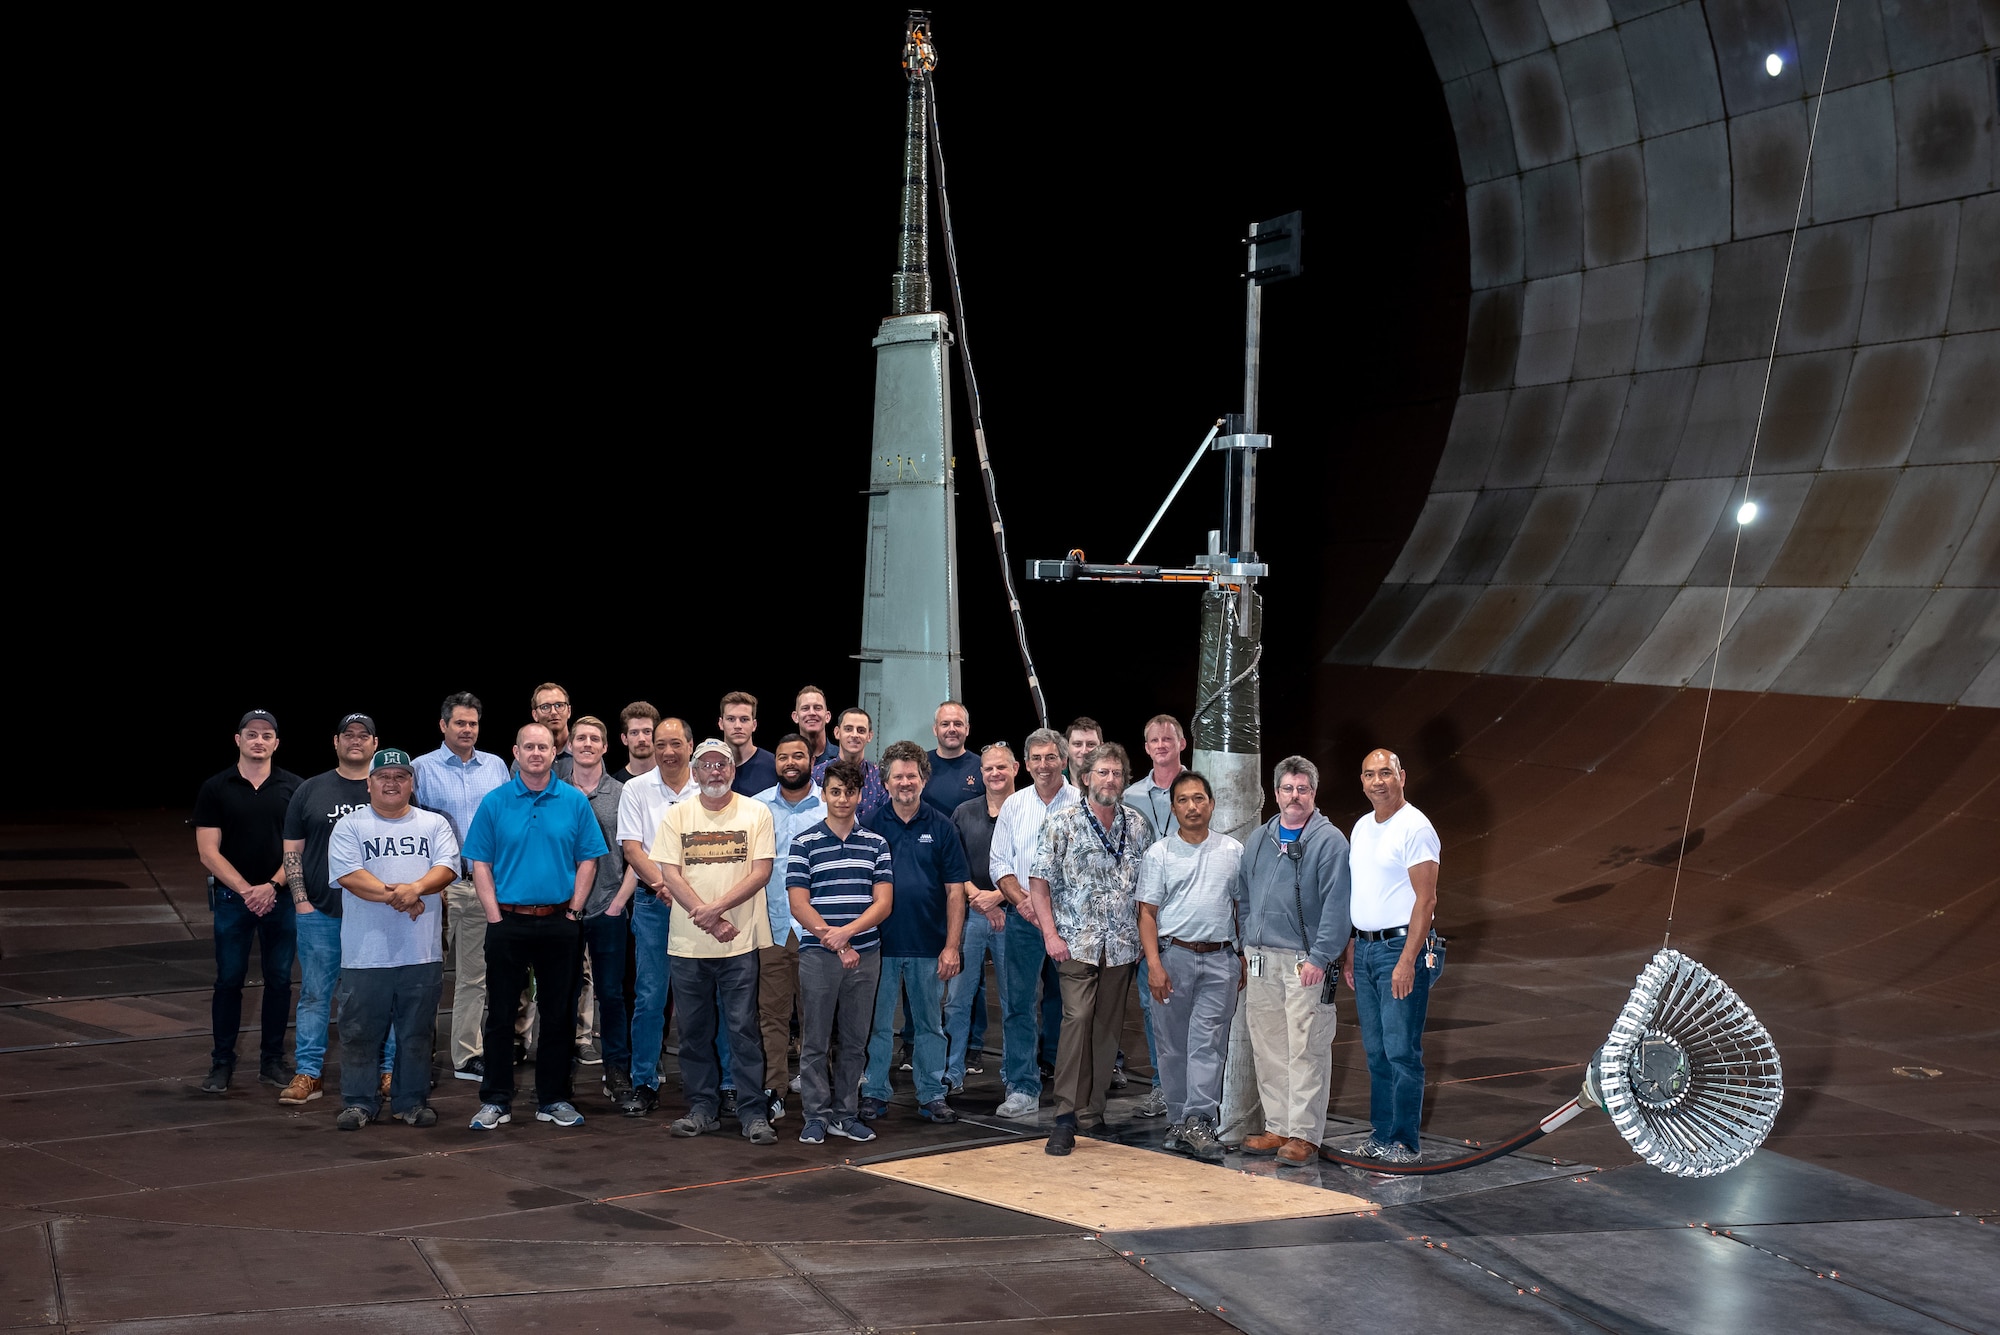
[922, 72, 1049, 730]
[1664, 3, 1841, 948]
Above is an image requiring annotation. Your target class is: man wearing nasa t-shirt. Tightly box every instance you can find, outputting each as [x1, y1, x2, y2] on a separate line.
[1339, 748, 1443, 1166]
[326, 749, 460, 1130]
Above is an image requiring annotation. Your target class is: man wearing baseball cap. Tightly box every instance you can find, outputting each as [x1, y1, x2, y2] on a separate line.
[326, 749, 460, 1129]
[277, 714, 396, 1107]
[193, 711, 304, 1095]
[652, 739, 777, 1143]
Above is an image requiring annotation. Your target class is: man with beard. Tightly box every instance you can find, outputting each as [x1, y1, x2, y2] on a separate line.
[614, 702, 661, 782]
[1235, 756, 1351, 1166]
[278, 714, 393, 1106]
[1029, 742, 1155, 1154]
[617, 716, 699, 1115]
[654, 741, 777, 1144]
[752, 734, 824, 1121]
[922, 701, 980, 817]
[988, 728, 1075, 1121]
[525, 683, 576, 782]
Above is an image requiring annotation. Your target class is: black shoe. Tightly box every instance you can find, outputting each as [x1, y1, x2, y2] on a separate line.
[200, 1064, 231, 1094]
[454, 1056, 485, 1082]
[513, 1038, 528, 1065]
[1046, 1123, 1076, 1156]
[720, 1090, 739, 1118]
[621, 1084, 659, 1118]
[1038, 1060, 1056, 1080]
[258, 1058, 292, 1088]
[605, 1068, 634, 1102]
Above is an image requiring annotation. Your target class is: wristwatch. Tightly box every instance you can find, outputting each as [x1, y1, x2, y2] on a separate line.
[565, 908, 584, 921]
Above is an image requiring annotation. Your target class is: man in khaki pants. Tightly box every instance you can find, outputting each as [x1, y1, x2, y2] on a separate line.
[412, 692, 512, 1083]
[1232, 756, 1351, 1165]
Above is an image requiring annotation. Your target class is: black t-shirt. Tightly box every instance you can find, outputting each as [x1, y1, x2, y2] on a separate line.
[730, 747, 778, 796]
[282, 770, 371, 915]
[192, 765, 304, 886]
[951, 793, 1001, 892]
[924, 751, 982, 818]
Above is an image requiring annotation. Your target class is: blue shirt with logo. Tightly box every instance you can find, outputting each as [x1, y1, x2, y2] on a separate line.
[864, 800, 971, 958]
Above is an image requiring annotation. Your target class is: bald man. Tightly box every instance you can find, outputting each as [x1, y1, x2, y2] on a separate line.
[1339, 749, 1442, 1165]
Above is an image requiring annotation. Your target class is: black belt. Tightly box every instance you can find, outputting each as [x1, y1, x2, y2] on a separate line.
[500, 903, 564, 917]
[1165, 938, 1233, 954]
[1354, 926, 1408, 942]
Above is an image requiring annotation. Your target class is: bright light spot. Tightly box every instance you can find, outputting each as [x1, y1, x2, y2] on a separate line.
[1765, 53, 1784, 77]
[1738, 501, 1759, 525]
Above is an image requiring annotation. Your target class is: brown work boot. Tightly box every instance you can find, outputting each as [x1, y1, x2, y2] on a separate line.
[278, 1074, 322, 1105]
[1242, 1131, 1286, 1154]
[1277, 1137, 1317, 1165]
[379, 1071, 392, 1101]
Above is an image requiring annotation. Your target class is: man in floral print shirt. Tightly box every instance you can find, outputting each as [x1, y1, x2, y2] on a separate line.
[1028, 741, 1155, 1155]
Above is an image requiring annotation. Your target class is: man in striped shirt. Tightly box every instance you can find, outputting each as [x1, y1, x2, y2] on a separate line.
[786, 760, 895, 1145]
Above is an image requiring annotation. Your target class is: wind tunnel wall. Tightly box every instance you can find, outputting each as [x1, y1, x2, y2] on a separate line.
[1333, 1, 1998, 704]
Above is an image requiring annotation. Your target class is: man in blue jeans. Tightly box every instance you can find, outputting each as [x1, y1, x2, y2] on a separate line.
[987, 728, 1076, 1120]
[944, 743, 1017, 1091]
[192, 711, 303, 1095]
[279, 713, 393, 1106]
[861, 741, 968, 1124]
[1340, 748, 1443, 1165]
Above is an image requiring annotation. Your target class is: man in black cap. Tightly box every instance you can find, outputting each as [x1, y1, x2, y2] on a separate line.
[192, 711, 304, 1094]
[277, 714, 394, 1106]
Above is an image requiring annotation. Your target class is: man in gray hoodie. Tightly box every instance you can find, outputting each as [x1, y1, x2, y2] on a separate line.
[1233, 756, 1352, 1165]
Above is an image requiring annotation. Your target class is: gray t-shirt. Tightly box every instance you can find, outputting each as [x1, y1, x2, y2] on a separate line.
[327, 806, 458, 968]
[1136, 831, 1243, 945]
[282, 770, 371, 915]
[578, 772, 628, 917]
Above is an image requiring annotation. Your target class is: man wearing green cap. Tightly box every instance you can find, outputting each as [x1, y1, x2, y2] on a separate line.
[326, 749, 459, 1129]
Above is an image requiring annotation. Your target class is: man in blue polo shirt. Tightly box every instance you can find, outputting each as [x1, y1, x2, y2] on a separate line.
[461, 722, 607, 1132]
[860, 740, 969, 1124]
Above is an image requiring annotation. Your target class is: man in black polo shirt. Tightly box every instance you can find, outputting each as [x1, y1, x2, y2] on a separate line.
[192, 710, 305, 1095]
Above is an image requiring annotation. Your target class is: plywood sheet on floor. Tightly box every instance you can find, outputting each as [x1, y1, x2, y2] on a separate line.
[858, 1136, 1373, 1231]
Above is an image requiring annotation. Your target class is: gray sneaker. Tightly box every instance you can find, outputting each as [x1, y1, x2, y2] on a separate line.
[1180, 1116, 1227, 1162]
[335, 1106, 372, 1131]
[743, 1117, 778, 1145]
[669, 1109, 722, 1137]
[1161, 1121, 1186, 1153]
[1354, 1139, 1394, 1159]
[468, 1103, 511, 1131]
[1133, 1087, 1167, 1118]
[994, 1090, 1039, 1119]
[1374, 1142, 1422, 1165]
[536, 1101, 584, 1127]
[575, 1042, 603, 1066]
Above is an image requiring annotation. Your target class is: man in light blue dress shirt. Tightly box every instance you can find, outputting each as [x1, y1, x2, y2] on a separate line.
[753, 734, 825, 1120]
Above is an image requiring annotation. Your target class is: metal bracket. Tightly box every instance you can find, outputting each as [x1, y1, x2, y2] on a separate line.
[1211, 434, 1272, 452]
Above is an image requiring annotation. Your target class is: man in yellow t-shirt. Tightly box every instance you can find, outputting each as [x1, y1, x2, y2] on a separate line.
[651, 739, 776, 1142]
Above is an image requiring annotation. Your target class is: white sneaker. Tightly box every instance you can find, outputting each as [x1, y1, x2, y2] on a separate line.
[995, 1090, 1039, 1119]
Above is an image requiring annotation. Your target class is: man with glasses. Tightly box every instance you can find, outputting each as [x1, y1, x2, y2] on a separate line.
[988, 728, 1075, 1120]
[1030, 742, 1155, 1155]
[193, 711, 303, 1094]
[413, 692, 511, 1084]
[525, 683, 576, 782]
[1235, 756, 1351, 1166]
[653, 740, 778, 1144]
[278, 714, 395, 1106]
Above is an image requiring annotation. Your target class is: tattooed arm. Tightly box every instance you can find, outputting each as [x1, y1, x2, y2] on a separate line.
[282, 839, 314, 914]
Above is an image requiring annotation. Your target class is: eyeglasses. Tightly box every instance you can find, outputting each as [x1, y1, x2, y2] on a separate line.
[533, 701, 572, 715]
[694, 759, 730, 773]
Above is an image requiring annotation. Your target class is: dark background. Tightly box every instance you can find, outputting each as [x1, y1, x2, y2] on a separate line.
[12, 8, 1465, 811]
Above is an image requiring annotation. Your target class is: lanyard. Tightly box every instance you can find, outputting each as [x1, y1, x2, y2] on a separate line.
[1086, 806, 1128, 865]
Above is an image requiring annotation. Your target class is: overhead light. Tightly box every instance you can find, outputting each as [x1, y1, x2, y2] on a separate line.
[1765, 53, 1784, 76]
[1738, 501, 1759, 525]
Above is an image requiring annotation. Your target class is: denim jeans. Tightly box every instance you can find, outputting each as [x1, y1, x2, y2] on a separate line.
[1132, 954, 1160, 1087]
[293, 907, 393, 1078]
[1000, 911, 1048, 1098]
[669, 953, 763, 1128]
[943, 911, 1005, 1085]
[629, 892, 672, 1090]
[570, 910, 631, 1074]
[1352, 935, 1443, 1153]
[336, 962, 441, 1116]
[210, 881, 296, 1069]
[864, 955, 947, 1105]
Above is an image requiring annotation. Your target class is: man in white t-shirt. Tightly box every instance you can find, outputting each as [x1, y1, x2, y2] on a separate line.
[326, 749, 460, 1130]
[1340, 748, 1443, 1165]
[1136, 771, 1242, 1162]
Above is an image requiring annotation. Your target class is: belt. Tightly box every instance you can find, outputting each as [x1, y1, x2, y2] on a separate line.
[500, 903, 564, 917]
[1165, 938, 1232, 954]
[1354, 926, 1408, 942]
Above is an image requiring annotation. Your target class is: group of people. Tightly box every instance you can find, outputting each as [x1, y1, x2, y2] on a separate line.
[192, 684, 1443, 1163]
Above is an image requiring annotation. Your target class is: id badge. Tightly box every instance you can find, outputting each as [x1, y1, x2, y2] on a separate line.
[1249, 952, 1264, 978]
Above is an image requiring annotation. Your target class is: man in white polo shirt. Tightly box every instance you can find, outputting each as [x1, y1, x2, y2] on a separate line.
[326, 749, 459, 1130]
[1340, 748, 1443, 1166]
[617, 717, 699, 1116]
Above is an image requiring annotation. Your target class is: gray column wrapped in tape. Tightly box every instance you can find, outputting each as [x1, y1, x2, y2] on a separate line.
[1192, 585, 1265, 1143]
